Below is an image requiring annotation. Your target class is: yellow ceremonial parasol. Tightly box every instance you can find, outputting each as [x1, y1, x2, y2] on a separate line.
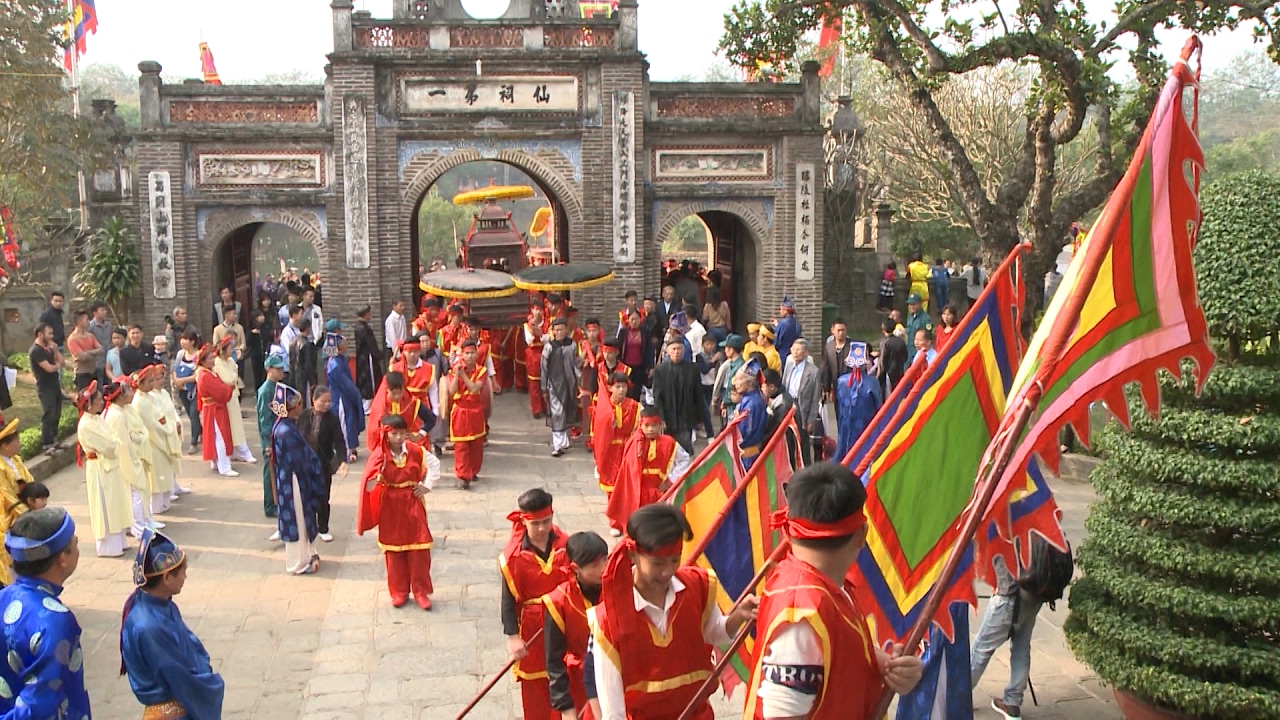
[451, 185, 536, 206]
[528, 205, 553, 239]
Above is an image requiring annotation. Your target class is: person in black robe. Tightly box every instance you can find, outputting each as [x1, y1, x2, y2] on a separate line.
[353, 305, 383, 413]
[298, 386, 347, 541]
[650, 338, 702, 454]
[247, 309, 269, 394]
[289, 318, 320, 410]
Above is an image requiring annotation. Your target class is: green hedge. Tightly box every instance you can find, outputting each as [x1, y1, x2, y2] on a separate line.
[17, 404, 79, 461]
[6, 353, 29, 373]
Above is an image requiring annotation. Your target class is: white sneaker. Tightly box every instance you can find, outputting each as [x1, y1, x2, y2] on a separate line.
[319, 533, 333, 543]
[268, 530, 281, 541]
[175, 486, 192, 496]
[219, 469, 240, 477]
[169, 494, 180, 501]
[149, 521, 165, 530]
[609, 528, 622, 537]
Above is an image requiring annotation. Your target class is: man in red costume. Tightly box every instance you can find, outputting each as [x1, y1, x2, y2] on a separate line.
[366, 372, 434, 449]
[492, 324, 519, 391]
[543, 531, 608, 720]
[591, 373, 639, 498]
[441, 339, 489, 489]
[463, 318, 500, 395]
[437, 303, 467, 357]
[357, 415, 439, 609]
[524, 304, 549, 419]
[745, 462, 923, 719]
[195, 344, 238, 477]
[546, 293, 569, 323]
[604, 406, 690, 536]
[575, 318, 605, 441]
[388, 338, 436, 407]
[500, 488, 572, 720]
[591, 504, 757, 719]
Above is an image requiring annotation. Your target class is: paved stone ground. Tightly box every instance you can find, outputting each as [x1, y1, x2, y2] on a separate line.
[42, 393, 1123, 719]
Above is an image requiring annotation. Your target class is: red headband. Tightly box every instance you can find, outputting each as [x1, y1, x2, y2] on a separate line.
[600, 535, 683, 644]
[771, 508, 867, 539]
[506, 506, 554, 523]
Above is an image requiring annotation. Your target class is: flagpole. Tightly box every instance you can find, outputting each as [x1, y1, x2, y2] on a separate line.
[675, 539, 791, 720]
[67, 0, 88, 232]
[681, 407, 795, 562]
[658, 414, 744, 504]
[453, 628, 543, 720]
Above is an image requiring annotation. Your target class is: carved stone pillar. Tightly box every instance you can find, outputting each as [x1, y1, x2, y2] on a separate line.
[137, 61, 162, 130]
[332, 0, 354, 53]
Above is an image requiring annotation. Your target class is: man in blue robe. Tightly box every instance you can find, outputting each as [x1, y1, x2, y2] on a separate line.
[834, 343, 882, 463]
[773, 296, 802, 364]
[0, 507, 91, 718]
[121, 529, 224, 720]
[272, 383, 327, 575]
[323, 322, 366, 460]
[733, 359, 769, 470]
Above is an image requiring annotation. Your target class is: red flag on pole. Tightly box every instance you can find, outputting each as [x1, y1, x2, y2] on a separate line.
[817, 15, 841, 78]
[200, 42, 222, 85]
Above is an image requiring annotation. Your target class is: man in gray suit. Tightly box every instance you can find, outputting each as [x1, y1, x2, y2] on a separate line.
[782, 337, 822, 464]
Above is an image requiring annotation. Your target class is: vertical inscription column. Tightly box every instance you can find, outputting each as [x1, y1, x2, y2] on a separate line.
[342, 95, 371, 269]
[147, 171, 176, 298]
[611, 90, 635, 264]
[794, 163, 815, 281]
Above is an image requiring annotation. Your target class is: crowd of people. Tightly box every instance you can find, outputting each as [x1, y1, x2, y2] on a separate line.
[0, 255, 1032, 720]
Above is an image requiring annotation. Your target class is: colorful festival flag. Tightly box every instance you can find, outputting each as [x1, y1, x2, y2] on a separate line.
[848, 245, 1031, 644]
[817, 14, 842, 78]
[677, 410, 798, 691]
[63, 0, 99, 69]
[979, 40, 1213, 565]
[895, 602, 973, 720]
[200, 42, 222, 85]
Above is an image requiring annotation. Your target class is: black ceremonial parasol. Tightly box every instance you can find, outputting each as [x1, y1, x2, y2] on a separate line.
[511, 262, 616, 292]
[418, 269, 518, 299]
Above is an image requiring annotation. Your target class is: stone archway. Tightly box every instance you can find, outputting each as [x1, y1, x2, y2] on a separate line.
[652, 198, 773, 322]
[198, 206, 329, 271]
[400, 146, 585, 224]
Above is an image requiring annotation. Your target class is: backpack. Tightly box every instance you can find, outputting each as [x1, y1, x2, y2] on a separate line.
[1017, 536, 1074, 609]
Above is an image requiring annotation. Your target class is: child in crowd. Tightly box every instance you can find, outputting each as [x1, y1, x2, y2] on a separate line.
[694, 334, 720, 439]
[15, 482, 48, 513]
[878, 261, 897, 311]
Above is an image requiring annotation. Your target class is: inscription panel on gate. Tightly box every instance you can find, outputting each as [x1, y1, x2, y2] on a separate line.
[651, 146, 773, 184]
[399, 75, 579, 115]
[197, 153, 325, 187]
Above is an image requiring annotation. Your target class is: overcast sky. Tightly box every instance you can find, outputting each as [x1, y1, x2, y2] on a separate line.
[83, 0, 1261, 83]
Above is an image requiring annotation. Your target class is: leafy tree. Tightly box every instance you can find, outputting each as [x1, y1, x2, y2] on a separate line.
[661, 216, 712, 262]
[417, 189, 475, 266]
[0, 0, 107, 280]
[1064, 174, 1280, 716]
[79, 62, 141, 128]
[74, 216, 141, 322]
[720, 0, 1280, 301]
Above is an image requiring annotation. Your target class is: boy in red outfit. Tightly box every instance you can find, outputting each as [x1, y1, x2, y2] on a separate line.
[500, 488, 572, 720]
[524, 304, 549, 418]
[356, 415, 440, 609]
[365, 372, 434, 450]
[745, 462, 923, 718]
[544, 531, 608, 720]
[604, 406, 690, 535]
[591, 504, 757, 719]
[590, 373, 639, 497]
[440, 339, 489, 489]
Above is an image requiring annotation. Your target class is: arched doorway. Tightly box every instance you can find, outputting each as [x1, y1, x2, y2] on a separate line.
[658, 210, 759, 327]
[214, 222, 321, 319]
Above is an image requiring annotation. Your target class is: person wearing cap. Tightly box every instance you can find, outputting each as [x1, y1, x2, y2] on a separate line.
[76, 382, 134, 556]
[441, 339, 490, 488]
[733, 359, 770, 470]
[833, 344, 881, 463]
[774, 296, 802, 368]
[0, 411, 31, 584]
[104, 377, 161, 538]
[591, 503, 758, 719]
[745, 462, 922, 718]
[661, 311, 694, 363]
[604, 406, 691, 535]
[0, 507, 91, 717]
[542, 319, 581, 458]
[270, 382, 326, 574]
[711, 334, 747, 432]
[524, 304, 550, 419]
[256, 353, 287, 518]
[903, 293, 934, 365]
[133, 365, 178, 515]
[744, 322, 764, 361]
[357, 414, 439, 608]
[150, 334, 171, 373]
[214, 335, 257, 464]
[591, 372, 640, 500]
[323, 325, 366, 461]
[500, 488, 571, 719]
[755, 324, 783, 372]
[354, 305, 385, 415]
[195, 343, 239, 477]
[543, 531, 608, 720]
[120, 529, 225, 719]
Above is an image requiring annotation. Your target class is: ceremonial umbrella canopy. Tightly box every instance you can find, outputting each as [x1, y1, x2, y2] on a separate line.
[418, 268, 518, 299]
[451, 185, 536, 206]
[512, 262, 615, 292]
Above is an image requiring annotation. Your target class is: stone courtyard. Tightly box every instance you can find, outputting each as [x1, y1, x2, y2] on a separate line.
[44, 393, 1123, 719]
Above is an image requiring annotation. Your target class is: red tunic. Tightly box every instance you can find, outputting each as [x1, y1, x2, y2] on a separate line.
[387, 359, 435, 405]
[196, 367, 233, 460]
[438, 322, 466, 357]
[543, 578, 596, 718]
[356, 440, 434, 551]
[595, 359, 632, 396]
[524, 319, 549, 415]
[492, 326, 519, 390]
[604, 433, 678, 532]
[591, 395, 639, 493]
[745, 553, 883, 719]
[500, 527, 571, 681]
[593, 566, 718, 720]
[366, 389, 428, 450]
[447, 365, 488, 442]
